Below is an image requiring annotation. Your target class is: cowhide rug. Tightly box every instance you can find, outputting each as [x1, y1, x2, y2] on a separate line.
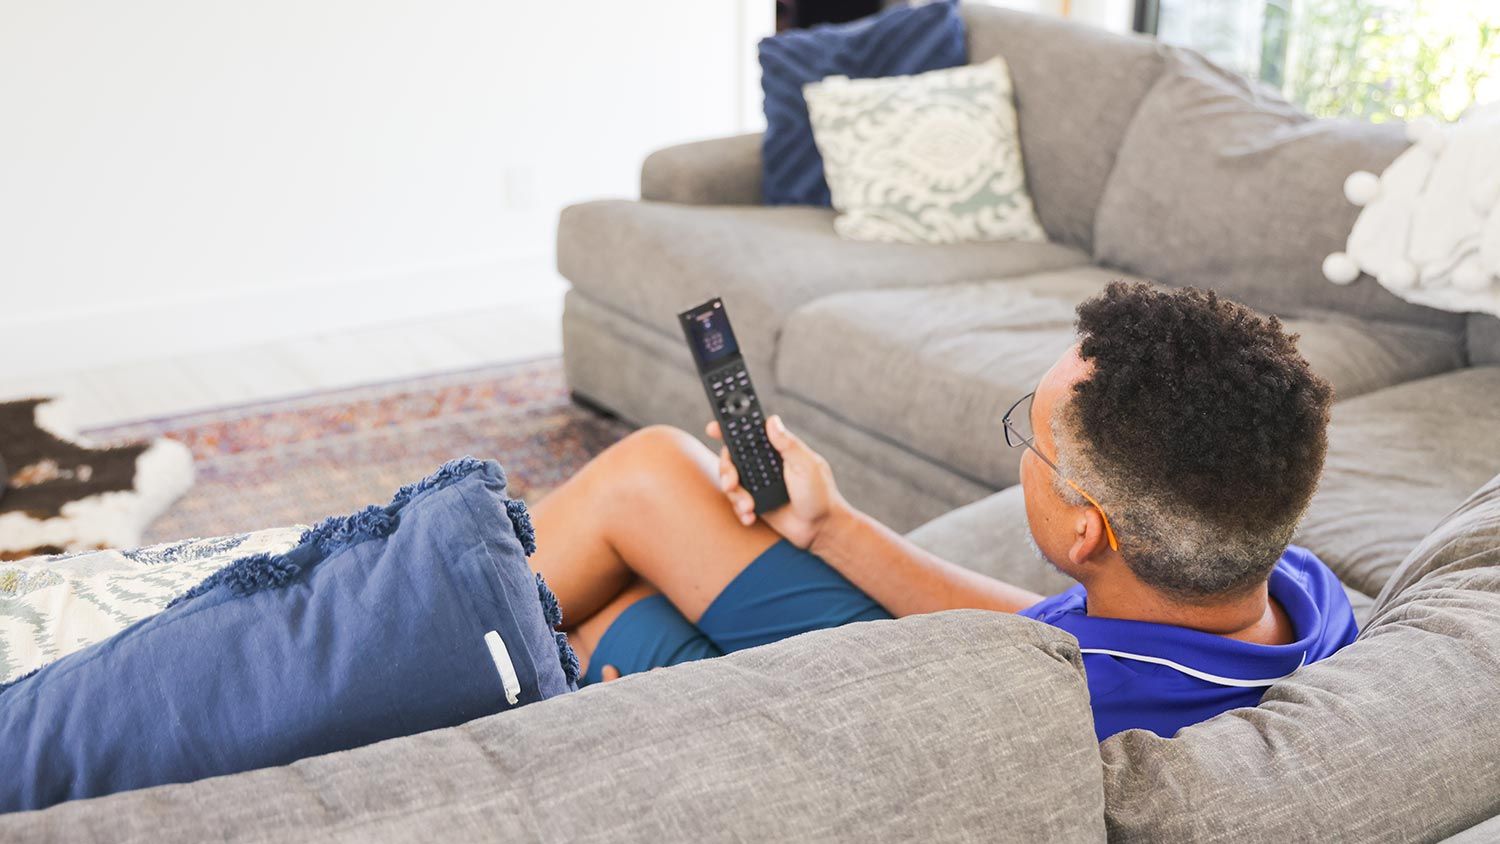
[0, 399, 194, 560]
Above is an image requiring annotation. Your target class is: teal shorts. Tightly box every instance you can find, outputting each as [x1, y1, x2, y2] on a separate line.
[580, 538, 892, 684]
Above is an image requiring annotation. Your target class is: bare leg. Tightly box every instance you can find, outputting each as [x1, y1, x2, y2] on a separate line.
[527, 424, 782, 630]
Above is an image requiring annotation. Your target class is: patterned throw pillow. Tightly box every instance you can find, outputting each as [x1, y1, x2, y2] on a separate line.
[0, 528, 305, 684]
[804, 58, 1047, 245]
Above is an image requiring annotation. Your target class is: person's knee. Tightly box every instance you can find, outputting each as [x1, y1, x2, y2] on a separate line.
[614, 425, 710, 473]
[601, 424, 716, 503]
[629, 424, 702, 452]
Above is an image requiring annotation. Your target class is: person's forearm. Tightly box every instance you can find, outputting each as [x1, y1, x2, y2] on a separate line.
[808, 502, 1045, 617]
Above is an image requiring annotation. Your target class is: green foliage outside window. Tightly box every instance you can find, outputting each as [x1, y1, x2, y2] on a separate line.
[1159, 0, 1500, 123]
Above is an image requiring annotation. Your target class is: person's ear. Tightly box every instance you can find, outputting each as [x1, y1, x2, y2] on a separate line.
[1067, 506, 1110, 567]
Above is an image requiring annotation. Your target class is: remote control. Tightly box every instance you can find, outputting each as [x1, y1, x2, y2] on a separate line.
[678, 297, 790, 514]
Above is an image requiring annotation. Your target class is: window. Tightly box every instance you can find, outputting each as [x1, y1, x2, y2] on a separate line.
[1144, 0, 1500, 122]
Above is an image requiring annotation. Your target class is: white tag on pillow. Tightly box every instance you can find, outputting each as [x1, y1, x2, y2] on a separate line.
[484, 630, 522, 705]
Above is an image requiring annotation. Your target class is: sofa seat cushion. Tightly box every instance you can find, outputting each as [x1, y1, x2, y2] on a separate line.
[906, 484, 1081, 597]
[777, 266, 1467, 490]
[1286, 311, 1463, 400]
[1296, 366, 1500, 597]
[557, 199, 1089, 381]
[0, 612, 1108, 843]
[1101, 472, 1500, 842]
[778, 267, 1125, 490]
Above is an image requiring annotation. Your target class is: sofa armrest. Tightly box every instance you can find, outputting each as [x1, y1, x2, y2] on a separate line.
[1, 611, 1106, 842]
[640, 132, 763, 205]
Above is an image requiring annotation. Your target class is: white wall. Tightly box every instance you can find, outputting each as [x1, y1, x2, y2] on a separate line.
[0, 1, 768, 377]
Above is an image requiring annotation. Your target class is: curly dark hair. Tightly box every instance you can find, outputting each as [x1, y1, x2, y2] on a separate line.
[1055, 281, 1334, 601]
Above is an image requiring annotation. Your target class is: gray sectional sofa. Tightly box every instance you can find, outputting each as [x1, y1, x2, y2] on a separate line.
[553, 3, 1500, 838]
[5, 6, 1500, 842]
[559, 8, 1497, 536]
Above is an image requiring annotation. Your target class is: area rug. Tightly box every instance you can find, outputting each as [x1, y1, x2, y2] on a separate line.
[83, 357, 635, 544]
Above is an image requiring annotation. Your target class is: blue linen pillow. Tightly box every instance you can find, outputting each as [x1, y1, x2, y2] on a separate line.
[759, 0, 967, 206]
[0, 457, 577, 813]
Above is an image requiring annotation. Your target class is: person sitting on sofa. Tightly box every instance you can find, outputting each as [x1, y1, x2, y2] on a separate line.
[526, 281, 1358, 740]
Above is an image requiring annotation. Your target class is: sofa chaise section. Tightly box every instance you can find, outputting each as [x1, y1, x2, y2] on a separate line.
[1295, 365, 1500, 596]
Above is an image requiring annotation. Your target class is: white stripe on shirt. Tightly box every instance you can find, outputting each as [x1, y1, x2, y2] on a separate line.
[1078, 647, 1307, 688]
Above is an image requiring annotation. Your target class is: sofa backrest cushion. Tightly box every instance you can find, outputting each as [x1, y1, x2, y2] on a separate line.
[1093, 49, 1468, 334]
[1100, 472, 1500, 842]
[962, 5, 1165, 254]
[0, 611, 1108, 843]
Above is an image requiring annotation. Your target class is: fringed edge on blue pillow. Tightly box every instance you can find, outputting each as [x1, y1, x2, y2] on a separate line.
[387, 456, 503, 511]
[555, 630, 580, 688]
[535, 572, 562, 627]
[506, 498, 536, 556]
[534, 571, 579, 688]
[169, 456, 511, 610]
[167, 551, 303, 609]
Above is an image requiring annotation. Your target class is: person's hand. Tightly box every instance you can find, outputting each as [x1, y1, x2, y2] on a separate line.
[705, 414, 848, 550]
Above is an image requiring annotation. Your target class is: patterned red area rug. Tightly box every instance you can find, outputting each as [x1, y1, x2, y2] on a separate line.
[85, 357, 635, 544]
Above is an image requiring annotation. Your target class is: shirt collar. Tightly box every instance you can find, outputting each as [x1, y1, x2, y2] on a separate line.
[1048, 562, 1319, 687]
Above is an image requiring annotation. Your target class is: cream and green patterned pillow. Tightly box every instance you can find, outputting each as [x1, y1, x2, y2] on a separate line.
[0, 527, 304, 683]
[804, 58, 1046, 245]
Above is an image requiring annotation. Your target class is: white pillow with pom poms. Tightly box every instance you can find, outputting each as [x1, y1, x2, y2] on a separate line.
[1325, 107, 1500, 316]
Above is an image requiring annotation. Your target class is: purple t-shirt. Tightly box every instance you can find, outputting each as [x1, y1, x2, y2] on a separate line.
[1019, 545, 1359, 741]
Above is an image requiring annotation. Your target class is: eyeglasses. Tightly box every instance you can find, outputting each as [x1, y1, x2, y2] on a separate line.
[1002, 391, 1120, 552]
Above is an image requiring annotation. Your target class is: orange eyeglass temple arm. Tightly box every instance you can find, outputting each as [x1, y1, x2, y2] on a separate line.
[1065, 479, 1121, 552]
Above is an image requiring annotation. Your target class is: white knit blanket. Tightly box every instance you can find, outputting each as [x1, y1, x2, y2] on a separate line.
[1324, 103, 1500, 317]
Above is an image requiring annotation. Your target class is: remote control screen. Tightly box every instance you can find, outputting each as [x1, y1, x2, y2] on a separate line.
[686, 305, 739, 366]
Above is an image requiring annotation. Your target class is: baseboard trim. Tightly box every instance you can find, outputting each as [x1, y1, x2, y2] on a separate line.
[1, 251, 559, 379]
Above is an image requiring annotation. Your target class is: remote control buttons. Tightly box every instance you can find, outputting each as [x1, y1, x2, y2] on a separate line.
[722, 391, 753, 417]
[701, 362, 781, 501]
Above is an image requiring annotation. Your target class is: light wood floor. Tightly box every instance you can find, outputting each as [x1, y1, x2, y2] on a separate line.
[0, 296, 565, 431]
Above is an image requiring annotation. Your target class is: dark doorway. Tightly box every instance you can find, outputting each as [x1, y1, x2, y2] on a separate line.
[779, 0, 883, 31]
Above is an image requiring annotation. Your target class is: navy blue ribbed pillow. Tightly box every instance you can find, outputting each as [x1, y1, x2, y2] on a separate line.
[759, 0, 967, 207]
[0, 458, 578, 813]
